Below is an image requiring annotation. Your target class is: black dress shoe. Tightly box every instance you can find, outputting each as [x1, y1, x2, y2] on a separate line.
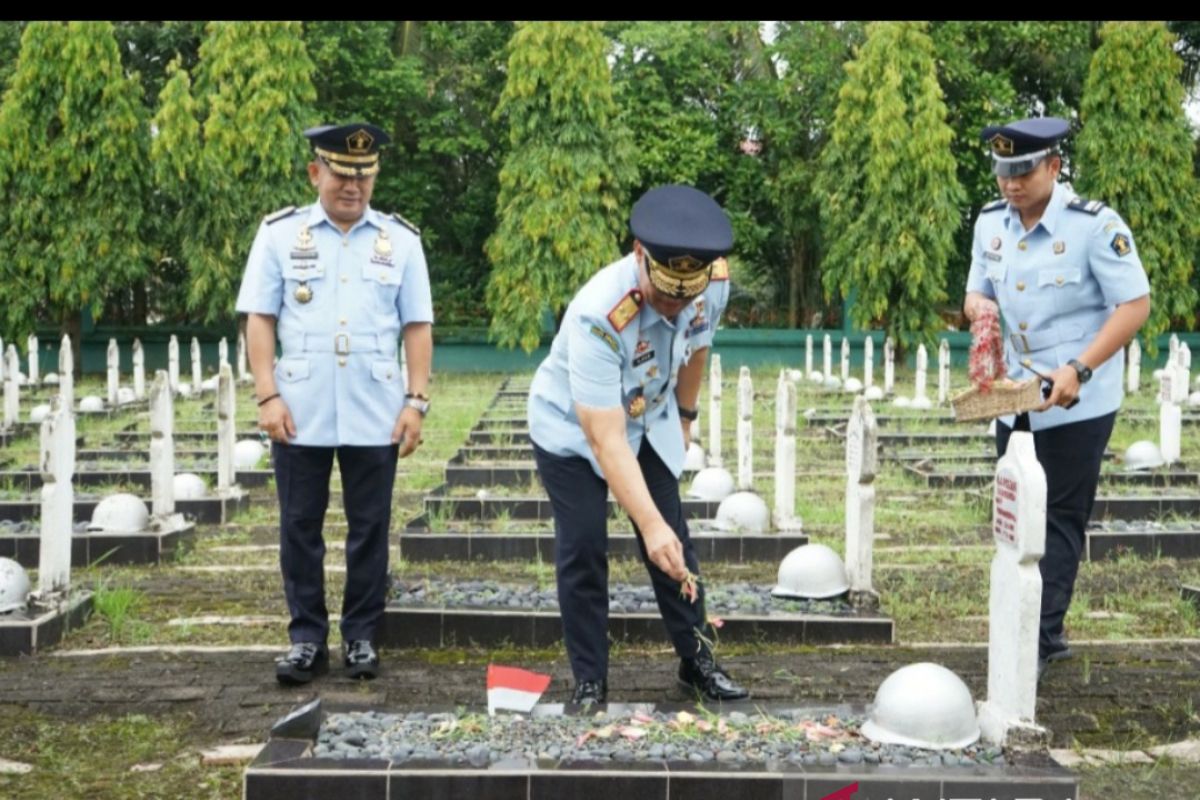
[678, 651, 749, 701]
[344, 640, 380, 680]
[276, 642, 329, 686]
[570, 679, 607, 706]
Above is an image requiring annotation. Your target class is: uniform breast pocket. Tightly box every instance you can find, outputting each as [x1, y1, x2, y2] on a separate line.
[1038, 268, 1083, 315]
[276, 357, 310, 383]
[362, 265, 404, 314]
[986, 262, 1006, 289]
[282, 263, 325, 309]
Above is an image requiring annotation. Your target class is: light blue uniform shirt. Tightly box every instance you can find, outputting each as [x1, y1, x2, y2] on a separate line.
[528, 253, 729, 478]
[235, 203, 433, 446]
[965, 182, 1150, 431]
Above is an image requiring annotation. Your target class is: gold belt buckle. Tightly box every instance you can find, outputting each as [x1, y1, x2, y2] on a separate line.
[334, 332, 350, 356]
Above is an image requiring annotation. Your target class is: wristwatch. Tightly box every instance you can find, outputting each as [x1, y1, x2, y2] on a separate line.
[404, 393, 431, 416]
[1067, 358, 1092, 384]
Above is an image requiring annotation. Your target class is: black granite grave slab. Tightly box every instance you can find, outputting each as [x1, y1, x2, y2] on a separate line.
[906, 463, 1199, 490]
[0, 520, 197, 567]
[825, 425, 991, 448]
[0, 591, 93, 656]
[1086, 521, 1200, 560]
[0, 468, 271, 490]
[0, 490, 248, 524]
[396, 529, 809, 564]
[422, 486, 720, 522]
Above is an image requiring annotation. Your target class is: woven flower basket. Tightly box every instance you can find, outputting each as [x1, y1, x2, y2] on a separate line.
[950, 378, 1042, 422]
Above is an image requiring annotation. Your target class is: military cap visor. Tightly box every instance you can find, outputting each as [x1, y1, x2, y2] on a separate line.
[981, 117, 1069, 177]
[304, 123, 390, 177]
[631, 184, 733, 299]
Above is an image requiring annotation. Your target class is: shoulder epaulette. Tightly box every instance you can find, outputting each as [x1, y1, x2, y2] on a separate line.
[709, 258, 729, 281]
[1067, 198, 1106, 215]
[391, 212, 421, 235]
[606, 289, 643, 333]
[264, 206, 298, 225]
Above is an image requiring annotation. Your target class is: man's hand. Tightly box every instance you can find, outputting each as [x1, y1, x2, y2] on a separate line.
[258, 397, 297, 443]
[392, 406, 424, 457]
[641, 519, 687, 581]
[1037, 365, 1081, 412]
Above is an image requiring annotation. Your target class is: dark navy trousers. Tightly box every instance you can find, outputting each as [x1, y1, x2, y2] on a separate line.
[272, 442, 399, 645]
[532, 440, 705, 683]
[996, 411, 1116, 658]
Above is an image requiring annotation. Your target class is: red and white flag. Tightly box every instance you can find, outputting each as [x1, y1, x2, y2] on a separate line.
[486, 665, 552, 715]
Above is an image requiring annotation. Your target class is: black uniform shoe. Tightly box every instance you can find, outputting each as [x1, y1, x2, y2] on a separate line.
[344, 640, 380, 680]
[678, 650, 750, 701]
[570, 679, 607, 707]
[275, 642, 329, 686]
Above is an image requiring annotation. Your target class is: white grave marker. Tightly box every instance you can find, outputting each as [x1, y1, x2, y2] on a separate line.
[864, 336, 874, 389]
[168, 335, 180, 394]
[190, 337, 202, 391]
[737, 366, 753, 491]
[58, 335, 74, 413]
[132, 338, 146, 400]
[106, 338, 119, 407]
[774, 377, 799, 530]
[845, 396, 878, 601]
[27, 334, 38, 385]
[149, 371, 175, 516]
[1127, 339, 1141, 394]
[37, 399, 76, 596]
[218, 364, 236, 492]
[708, 354, 722, 468]
[884, 337, 895, 395]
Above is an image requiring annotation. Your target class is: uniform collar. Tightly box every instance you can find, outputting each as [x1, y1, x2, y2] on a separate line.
[306, 202, 381, 233]
[1003, 181, 1067, 235]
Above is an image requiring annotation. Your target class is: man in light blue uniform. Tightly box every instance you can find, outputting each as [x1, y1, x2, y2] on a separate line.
[529, 184, 748, 705]
[237, 122, 434, 685]
[963, 117, 1150, 679]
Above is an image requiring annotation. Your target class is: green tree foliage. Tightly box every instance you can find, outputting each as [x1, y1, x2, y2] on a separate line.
[485, 22, 636, 351]
[0, 21, 149, 341]
[817, 22, 964, 346]
[1077, 21, 1200, 342]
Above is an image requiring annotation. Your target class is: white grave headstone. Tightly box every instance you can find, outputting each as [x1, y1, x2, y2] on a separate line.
[884, 337, 895, 395]
[58, 335, 74, 413]
[915, 344, 928, 402]
[977, 431, 1048, 746]
[737, 367, 753, 491]
[774, 377, 799, 530]
[37, 398, 75, 596]
[237, 330, 249, 383]
[190, 337, 202, 391]
[823, 334, 832, 379]
[218, 364, 236, 492]
[149, 371, 175, 516]
[1169, 334, 1179, 363]
[218, 337, 229, 369]
[841, 337, 850, 382]
[26, 334, 38, 385]
[845, 396, 878, 599]
[1127, 339, 1141, 394]
[708, 354, 722, 468]
[168, 335, 180, 394]
[4, 345, 19, 430]
[1161, 391, 1182, 467]
[938, 339, 950, 404]
[864, 336, 874, 389]
[805, 334, 813, 377]
[132, 338, 146, 400]
[1175, 344, 1191, 404]
[106, 338, 119, 407]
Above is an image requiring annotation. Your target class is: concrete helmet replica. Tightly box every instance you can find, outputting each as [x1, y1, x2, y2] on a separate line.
[686, 467, 735, 502]
[88, 493, 150, 534]
[0, 557, 31, 615]
[683, 442, 707, 472]
[29, 404, 51, 424]
[78, 395, 105, 413]
[173, 473, 208, 500]
[861, 662, 981, 750]
[715, 491, 770, 534]
[771, 543, 849, 600]
[1122, 440, 1165, 471]
[234, 439, 266, 470]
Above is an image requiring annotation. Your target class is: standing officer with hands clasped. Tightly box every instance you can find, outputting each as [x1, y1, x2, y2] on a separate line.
[962, 117, 1150, 680]
[237, 122, 434, 685]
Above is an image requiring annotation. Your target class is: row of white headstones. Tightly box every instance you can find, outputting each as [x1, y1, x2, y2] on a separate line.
[697, 352, 1103, 745]
[0, 333, 259, 426]
[26, 344, 240, 613]
[797, 332, 1197, 407]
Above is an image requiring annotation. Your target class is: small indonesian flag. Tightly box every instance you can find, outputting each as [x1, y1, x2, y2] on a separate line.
[486, 665, 552, 715]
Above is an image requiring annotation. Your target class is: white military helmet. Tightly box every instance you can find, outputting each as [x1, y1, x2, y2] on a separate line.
[116, 386, 136, 405]
[823, 375, 842, 391]
[88, 493, 149, 534]
[715, 491, 770, 533]
[43, 372, 59, 385]
[29, 404, 51, 424]
[892, 395, 912, 408]
[1152, 368, 1164, 381]
[808, 371, 824, 383]
[78, 395, 105, 413]
[234, 439, 266, 470]
[863, 386, 884, 401]
[772, 543, 849, 600]
[176, 382, 193, 398]
[173, 473, 208, 500]
[0, 557, 31, 615]
[683, 442, 707, 472]
[1123, 440, 1165, 471]
[861, 663, 980, 750]
[786, 369, 804, 383]
[200, 377, 217, 392]
[910, 396, 933, 410]
[686, 467, 735, 502]
[843, 377, 863, 394]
